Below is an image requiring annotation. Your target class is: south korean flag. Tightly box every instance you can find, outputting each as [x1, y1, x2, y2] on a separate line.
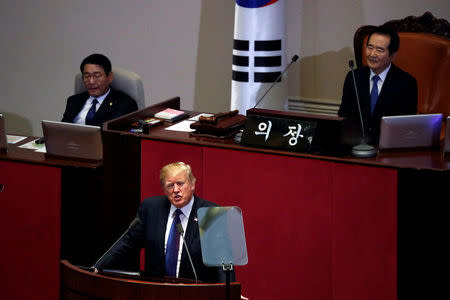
[231, 0, 286, 114]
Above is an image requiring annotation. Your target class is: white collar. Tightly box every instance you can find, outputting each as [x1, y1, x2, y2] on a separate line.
[88, 88, 111, 106]
[370, 63, 391, 82]
[169, 195, 195, 219]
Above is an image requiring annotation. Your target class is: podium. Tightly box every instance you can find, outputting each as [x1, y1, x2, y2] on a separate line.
[61, 260, 241, 300]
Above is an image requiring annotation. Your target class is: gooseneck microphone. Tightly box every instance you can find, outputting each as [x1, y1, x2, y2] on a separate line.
[349, 60, 366, 138]
[252, 54, 299, 109]
[348, 60, 377, 158]
[176, 223, 198, 283]
[93, 217, 142, 270]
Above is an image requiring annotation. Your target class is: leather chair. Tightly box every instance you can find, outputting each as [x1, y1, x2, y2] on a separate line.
[75, 67, 146, 109]
[353, 12, 450, 118]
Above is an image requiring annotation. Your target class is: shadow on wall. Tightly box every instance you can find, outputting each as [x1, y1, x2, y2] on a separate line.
[299, 47, 355, 102]
[2, 112, 33, 136]
[193, 0, 234, 113]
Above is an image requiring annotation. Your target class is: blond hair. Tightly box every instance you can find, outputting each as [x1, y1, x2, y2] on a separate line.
[160, 162, 196, 186]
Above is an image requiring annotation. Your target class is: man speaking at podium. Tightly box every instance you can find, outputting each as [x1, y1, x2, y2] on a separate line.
[61, 53, 137, 127]
[338, 26, 417, 143]
[94, 162, 233, 283]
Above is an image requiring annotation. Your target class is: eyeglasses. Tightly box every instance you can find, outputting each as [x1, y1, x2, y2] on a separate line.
[82, 72, 105, 81]
[164, 181, 186, 191]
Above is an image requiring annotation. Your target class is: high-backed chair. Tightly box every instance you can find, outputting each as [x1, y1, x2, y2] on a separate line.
[353, 12, 450, 118]
[75, 67, 146, 109]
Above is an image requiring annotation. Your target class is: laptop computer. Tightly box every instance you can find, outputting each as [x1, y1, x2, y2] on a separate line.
[378, 114, 442, 150]
[42, 120, 103, 161]
[443, 116, 450, 154]
[0, 114, 7, 151]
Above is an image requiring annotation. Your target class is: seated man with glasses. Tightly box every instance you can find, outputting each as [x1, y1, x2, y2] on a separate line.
[94, 162, 234, 283]
[62, 53, 138, 127]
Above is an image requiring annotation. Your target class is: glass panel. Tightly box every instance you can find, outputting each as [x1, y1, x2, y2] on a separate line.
[198, 206, 248, 267]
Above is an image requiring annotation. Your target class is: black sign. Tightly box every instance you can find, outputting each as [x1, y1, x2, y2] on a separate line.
[241, 114, 318, 153]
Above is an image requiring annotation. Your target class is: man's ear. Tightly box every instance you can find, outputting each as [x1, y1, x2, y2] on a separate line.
[107, 71, 114, 85]
[390, 52, 398, 61]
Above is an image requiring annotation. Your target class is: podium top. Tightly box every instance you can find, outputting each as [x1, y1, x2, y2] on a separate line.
[61, 260, 241, 300]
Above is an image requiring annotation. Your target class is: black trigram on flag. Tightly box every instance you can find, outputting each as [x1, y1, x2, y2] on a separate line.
[232, 39, 283, 83]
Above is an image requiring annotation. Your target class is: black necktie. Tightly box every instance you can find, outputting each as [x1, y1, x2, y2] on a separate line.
[85, 99, 98, 125]
[165, 209, 182, 277]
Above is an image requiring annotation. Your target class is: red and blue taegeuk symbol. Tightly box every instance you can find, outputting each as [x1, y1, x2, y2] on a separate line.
[236, 0, 279, 8]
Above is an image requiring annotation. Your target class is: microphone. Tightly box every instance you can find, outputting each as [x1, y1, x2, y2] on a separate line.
[93, 217, 142, 270]
[176, 223, 198, 283]
[252, 54, 299, 109]
[348, 60, 377, 158]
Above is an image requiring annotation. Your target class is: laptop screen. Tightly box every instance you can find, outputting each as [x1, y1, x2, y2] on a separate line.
[378, 114, 442, 150]
[444, 116, 450, 154]
[42, 120, 102, 161]
[0, 114, 7, 151]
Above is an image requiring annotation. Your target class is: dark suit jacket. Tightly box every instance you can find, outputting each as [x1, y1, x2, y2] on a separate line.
[338, 64, 417, 142]
[95, 195, 232, 283]
[61, 88, 138, 127]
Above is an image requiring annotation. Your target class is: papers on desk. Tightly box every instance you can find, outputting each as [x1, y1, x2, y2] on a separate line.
[189, 113, 214, 121]
[18, 140, 46, 153]
[165, 120, 195, 132]
[154, 108, 189, 122]
[7, 135, 27, 144]
[164, 114, 214, 133]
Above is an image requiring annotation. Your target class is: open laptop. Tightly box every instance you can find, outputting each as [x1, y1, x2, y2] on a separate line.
[0, 114, 7, 151]
[378, 114, 442, 150]
[443, 116, 450, 154]
[42, 120, 103, 161]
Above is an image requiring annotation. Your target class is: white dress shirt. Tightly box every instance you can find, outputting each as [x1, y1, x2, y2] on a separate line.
[369, 63, 391, 96]
[164, 196, 194, 277]
[73, 89, 110, 125]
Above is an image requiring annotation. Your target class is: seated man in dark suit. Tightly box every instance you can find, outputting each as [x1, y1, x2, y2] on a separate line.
[338, 26, 418, 143]
[94, 162, 234, 283]
[62, 53, 138, 127]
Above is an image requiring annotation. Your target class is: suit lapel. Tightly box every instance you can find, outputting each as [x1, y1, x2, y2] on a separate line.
[94, 89, 116, 121]
[157, 199, 171, 265]
[358, 67, 372, 122]
[71, 94, 89, 122]
[184, 196, 200, 246]
[374, 65, 396, 115]
[179, 196, 200, 274]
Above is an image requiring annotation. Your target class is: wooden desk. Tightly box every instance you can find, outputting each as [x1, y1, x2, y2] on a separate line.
[61, 260, 241, 300]
[0, 137, 103, 300]
[102, 100, 450, 300]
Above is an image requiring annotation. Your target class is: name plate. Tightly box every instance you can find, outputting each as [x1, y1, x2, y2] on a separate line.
[241, 114, 318, 152]
[240, 108, 345, 155]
